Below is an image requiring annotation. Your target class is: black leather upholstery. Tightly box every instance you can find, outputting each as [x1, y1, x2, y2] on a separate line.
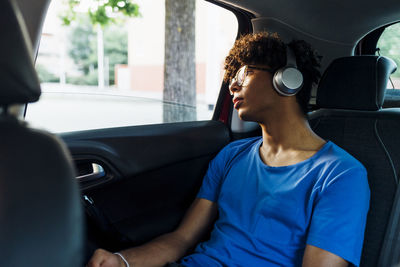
[309, 56, 399, 267]
[317, 56, 397, 111]
[0, 0, 41, 105]
[0, 1, 84, 266]
[0, 117, 84, 266]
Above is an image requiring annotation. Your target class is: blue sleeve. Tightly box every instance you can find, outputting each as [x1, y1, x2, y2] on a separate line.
[306, 166, 370, 267]
[196, 146, 229, 202]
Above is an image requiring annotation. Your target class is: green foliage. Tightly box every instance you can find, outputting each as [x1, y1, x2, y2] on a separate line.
[59, 0, 79, 26]
[377, 23, 400, 78]
[89, 5, 108, 25]
[68, 16, 96, 75]
[59, 0, 138, 86]
[104, 25, 128, 84]
[35, 64, 60, 83]
[61, 0, 140, 27]
[67, 15, 128, 85]
[67, 69, 99, 85]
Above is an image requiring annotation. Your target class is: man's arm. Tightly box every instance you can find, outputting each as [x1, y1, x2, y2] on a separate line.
[87, 198, 218, 267]
[302, 245, 348, 267]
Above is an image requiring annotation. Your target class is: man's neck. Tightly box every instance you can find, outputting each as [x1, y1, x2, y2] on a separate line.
[258, 110, 326, 167]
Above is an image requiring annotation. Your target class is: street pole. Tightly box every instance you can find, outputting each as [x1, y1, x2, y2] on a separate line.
[97, 24, 104, 89]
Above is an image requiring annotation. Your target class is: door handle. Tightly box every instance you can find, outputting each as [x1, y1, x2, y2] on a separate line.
[76, 163, 106, 182]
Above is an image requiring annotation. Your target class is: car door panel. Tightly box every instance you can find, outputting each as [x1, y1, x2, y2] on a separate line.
[60, 120, 230, 250]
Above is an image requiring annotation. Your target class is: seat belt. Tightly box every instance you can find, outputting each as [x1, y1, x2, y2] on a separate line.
[378, 181, 400, 266]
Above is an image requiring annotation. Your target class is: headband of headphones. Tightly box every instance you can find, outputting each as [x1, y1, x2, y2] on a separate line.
[272, 45, 304, 96]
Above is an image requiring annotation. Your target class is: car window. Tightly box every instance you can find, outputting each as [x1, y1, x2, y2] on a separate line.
[26, 0, 237, 133]
[376, 23, 400, 89]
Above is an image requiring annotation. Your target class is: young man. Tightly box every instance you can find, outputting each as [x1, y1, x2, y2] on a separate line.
[87, 32, 370, 267]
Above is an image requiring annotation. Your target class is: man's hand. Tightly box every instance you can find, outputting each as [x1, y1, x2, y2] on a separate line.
[87, 248, 125, 267]
[302, 245, 348, 267]
[86, 198, 217, 267]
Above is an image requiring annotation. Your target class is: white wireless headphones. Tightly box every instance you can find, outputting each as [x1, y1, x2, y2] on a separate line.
[272, 46, 304, 96]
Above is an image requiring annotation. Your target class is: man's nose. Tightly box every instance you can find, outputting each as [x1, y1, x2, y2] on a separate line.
[229, 80, 240, 96]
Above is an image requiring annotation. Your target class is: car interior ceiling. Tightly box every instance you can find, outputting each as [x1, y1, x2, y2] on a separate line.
[6, 0, 400, 266]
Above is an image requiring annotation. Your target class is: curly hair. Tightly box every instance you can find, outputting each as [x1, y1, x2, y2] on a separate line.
[223, 32, 322, 115]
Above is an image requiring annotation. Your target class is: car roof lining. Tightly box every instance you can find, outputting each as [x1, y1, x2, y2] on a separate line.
[216, 0, 400, 46]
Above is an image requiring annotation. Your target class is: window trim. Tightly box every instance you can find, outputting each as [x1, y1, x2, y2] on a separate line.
[355, 21, 400, 55]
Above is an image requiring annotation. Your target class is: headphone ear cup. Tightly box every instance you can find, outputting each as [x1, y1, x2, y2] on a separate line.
[272, 66, 304, 96]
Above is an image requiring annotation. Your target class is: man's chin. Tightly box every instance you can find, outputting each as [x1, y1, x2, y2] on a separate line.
[238, 111, 256, 123]
[237, 110, 247, 121]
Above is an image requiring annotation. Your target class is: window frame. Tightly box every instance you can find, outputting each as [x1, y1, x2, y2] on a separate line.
[27, 0, 249, 133]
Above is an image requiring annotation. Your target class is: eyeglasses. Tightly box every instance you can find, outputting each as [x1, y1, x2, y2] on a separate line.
[230, 65, 274, 87]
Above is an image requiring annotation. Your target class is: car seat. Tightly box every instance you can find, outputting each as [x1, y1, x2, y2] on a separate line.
[0, 0, 84, 266]
[309, 55, 399, 267]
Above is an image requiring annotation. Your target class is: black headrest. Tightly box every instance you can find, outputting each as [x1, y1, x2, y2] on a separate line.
[0, 0, 41, 106]
[317, 56, 397, 111]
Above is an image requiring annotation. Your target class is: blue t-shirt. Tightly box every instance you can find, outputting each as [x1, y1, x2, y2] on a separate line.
[180, 137, 370, 267]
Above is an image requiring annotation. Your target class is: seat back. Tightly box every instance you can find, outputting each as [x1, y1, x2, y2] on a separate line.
[309, 55, 398, 267]
[0, 1, 84, 266]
